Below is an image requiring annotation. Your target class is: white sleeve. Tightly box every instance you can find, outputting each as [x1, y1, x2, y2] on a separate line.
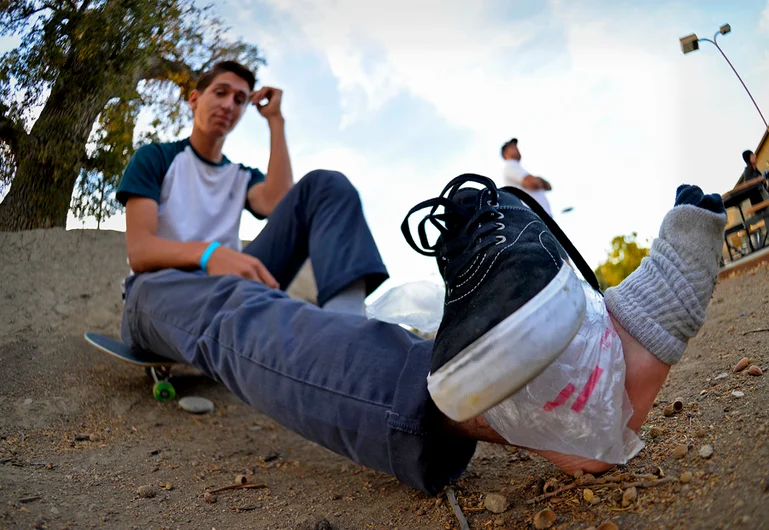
[502, 160, 529, 187]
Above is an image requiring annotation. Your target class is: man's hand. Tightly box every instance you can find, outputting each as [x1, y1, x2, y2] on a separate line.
[205, 246, 279, 289]
[251, 86, 283, 121]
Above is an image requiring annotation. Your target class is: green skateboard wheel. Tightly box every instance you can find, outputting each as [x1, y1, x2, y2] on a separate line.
[153, 381, 176, 402]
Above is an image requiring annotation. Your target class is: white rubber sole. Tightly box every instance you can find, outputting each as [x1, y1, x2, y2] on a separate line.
[427, 263, 587, 422]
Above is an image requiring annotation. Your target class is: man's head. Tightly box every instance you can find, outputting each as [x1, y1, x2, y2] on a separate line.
[189, 61, 256, 139]
[743, 150, 757, 166]
[501, 138, 521, 161]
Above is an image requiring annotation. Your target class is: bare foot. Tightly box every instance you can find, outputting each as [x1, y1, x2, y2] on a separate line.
[446, 314, 671, 475]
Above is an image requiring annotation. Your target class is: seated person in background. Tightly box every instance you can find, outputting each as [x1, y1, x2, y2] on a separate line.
[736, 149, 763, 186]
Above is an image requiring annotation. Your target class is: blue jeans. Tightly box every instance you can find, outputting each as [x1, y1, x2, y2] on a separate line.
[121, 170, 477, 494]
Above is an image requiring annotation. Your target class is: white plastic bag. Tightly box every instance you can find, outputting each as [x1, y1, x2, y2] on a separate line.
[367, 278, 643, 463]
[483, 283, 644, 463]
[365, 280, 445, 332]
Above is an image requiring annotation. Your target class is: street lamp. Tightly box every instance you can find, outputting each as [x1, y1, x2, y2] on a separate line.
[680, 24, 767, 128]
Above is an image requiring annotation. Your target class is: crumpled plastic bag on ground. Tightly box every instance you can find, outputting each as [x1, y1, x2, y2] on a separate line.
[367, 279, 644, 464]
[365, 280, 445, 333]
[483, 284, 644, 463]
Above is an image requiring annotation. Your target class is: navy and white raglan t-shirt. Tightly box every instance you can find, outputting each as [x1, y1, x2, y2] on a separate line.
[116, 138, 265, 252]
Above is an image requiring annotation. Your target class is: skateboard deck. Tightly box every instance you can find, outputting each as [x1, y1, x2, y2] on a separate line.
[84, 332, 177, 367]
[84, 332, 178, 401]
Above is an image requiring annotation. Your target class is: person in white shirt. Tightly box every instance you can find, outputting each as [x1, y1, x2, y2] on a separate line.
[501, 138, 553, 217]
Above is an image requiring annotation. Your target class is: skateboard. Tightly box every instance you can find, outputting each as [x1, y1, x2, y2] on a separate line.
[84, 332, 178, 402]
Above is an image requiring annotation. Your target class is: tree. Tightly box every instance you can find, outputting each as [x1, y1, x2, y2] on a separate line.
[594, 232, 650, 290]
[0, 0, 264, 231]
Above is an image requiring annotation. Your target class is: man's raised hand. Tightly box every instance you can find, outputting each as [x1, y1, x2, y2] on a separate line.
[251, 86, 283, 121]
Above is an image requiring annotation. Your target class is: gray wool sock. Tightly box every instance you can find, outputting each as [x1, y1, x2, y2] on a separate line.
[604, 204, 727, 365]
[322, 279, 367, 315]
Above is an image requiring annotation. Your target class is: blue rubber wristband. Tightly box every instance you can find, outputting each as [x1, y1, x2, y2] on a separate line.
[199, 241, 221, 272]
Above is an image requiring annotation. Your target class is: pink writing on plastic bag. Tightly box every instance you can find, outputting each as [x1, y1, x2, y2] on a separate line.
[543, 383, 576, 412]
[571, 365, 604, 413]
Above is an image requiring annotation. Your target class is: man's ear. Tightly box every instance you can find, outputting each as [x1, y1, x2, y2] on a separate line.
[189, 89, 200, 113]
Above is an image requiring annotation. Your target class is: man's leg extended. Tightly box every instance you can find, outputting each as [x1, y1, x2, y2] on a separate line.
[242, 169, 389, 309]
[121, 271, 475, 495]
[446, 184, 727, 474]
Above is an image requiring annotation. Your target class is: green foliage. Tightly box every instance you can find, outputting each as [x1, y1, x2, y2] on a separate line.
[594, 232, 650, 290]
[0, 0, 265, 227]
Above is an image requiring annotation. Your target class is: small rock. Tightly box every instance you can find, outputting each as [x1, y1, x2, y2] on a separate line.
[734, 357, 750, 373]
[695, 428, 708, 438]
[89, 433, 100, 442]
[748, 365, 763, 376]
[648, 426, 663, 438]
[533, 508, 557, 529]
[23, 398, 33, 405]
[178, 396, 214, 414]
[583, 488, 594, 502]
[741, 515, 751, 525]
[203, 491, 217, 504]
[484, 492, 510, 514]
[596, 522, 619, 530]
[137, 485, 157, 499]
[590, 496, 601, 505]
[731, 391, 745, 398]
[160, 482, 173, 491]
[416, 508, 425, 516]
[672, 444, 688, 459]
[680, 471, 693, 483]
[494, 516, 505, 527]
[573, 469, 584, 479]
[714, 372, 729, 380]
[435, 497, 443, 507]
[663, 404, 676, 417]
[699, 445, 714, 459]
[621, 486, 637, 508]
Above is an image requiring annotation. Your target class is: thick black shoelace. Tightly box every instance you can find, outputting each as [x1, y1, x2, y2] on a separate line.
[401, 173, 602, 293]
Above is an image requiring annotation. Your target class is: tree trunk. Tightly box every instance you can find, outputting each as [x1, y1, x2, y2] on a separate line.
[0, 155, 78, 230]
[0, 77, 112, 232]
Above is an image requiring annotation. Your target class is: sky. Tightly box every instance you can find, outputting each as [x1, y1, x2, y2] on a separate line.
[58, 0, 769, 295]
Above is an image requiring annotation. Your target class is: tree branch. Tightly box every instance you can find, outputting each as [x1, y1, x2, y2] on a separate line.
[138, 56, 200, 98]
[0, 103, 29, 157]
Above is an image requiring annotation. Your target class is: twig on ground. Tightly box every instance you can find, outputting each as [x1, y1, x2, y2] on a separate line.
[526, 473, 677, 504]
[207, 483, 268, 494]
[743, 328, 769, 335]
[446, 487, 470, 530]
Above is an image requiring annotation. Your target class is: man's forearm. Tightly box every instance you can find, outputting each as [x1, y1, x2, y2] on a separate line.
[127, 235, 209, 274]
[263, 117, 293, 206]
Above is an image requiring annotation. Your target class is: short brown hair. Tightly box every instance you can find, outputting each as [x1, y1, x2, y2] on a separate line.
[195, 61, 256, 94]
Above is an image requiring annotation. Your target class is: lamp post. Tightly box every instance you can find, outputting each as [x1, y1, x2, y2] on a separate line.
[680, 24, 768, 128]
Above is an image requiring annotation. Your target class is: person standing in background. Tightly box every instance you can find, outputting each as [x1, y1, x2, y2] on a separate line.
[500, 137, 554, 217]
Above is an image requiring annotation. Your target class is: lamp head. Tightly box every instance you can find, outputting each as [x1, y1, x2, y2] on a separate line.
[680, 34, 699, 54]
[719, 24, 731, 35]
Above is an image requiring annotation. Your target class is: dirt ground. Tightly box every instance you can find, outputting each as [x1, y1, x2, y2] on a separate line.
[1, 228, 768, 530]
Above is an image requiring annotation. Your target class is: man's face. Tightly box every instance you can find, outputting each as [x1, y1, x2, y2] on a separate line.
[189, 72, 251, 139]
[503, 144, 521, 161]
[750, 153, 757, 166]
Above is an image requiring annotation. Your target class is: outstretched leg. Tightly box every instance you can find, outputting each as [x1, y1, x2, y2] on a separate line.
[447, 185, 727, 473]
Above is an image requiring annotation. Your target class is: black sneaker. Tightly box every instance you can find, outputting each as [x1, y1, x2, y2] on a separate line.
[402, 174, 601, 421]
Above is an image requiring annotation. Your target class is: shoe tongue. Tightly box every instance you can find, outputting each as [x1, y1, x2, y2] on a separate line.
[441, 188, 481, 232]
[451, 188, 481, 206]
